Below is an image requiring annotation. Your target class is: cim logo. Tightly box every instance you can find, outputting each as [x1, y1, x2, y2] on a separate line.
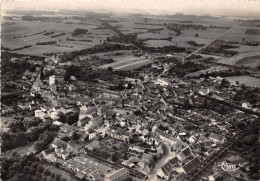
[218, 161, 240, 172]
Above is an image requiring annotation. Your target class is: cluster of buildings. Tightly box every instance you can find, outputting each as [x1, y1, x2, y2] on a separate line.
[2, 42, 259, 181]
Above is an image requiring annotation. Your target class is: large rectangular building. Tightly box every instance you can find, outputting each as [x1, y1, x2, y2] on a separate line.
[104, 168, 129, 181]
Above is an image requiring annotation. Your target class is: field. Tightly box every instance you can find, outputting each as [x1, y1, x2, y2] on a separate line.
[245, 29, 260, 35]
[218, 52, 260, 68]
[226, 75, 260, 87]
[145, 40, 175, 48]
[2, 18, 116, 56]
[100, 54, 151, 70]
[228, 45, 260, 53]
[220, 26, 260, 43]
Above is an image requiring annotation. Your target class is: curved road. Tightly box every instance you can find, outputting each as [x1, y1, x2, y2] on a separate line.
[147, 143, 175, 181]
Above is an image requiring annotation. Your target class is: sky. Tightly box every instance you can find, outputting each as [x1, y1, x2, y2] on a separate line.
[1, 0, 260, 18]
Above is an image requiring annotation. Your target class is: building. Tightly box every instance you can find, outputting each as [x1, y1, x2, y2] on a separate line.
[49, 75, 55, 86]
[209, 133, 226, 143]
[104, 168, 129, 181]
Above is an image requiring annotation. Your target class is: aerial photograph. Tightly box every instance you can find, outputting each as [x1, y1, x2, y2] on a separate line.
[1, 0, 260, 181]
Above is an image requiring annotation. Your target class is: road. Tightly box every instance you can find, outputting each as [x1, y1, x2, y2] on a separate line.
[160, 25, 237, 77]
[147, 143, 175, 181]
[183, 26, 235, 61]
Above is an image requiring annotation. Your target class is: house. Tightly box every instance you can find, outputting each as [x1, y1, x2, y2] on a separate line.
[122, 157, 139, 168]
[128, 146, 145, 158]
[51, 137, 74, 160]
[242, 102, 252, 109]
[89, 169, 105, 181]
[158, 162, 172, 180]
[188, 135, 197, 144]
[83, 140, 100, 152]
[41, 148, 57, 162]
[49, 75, 55, 86]
[104, 168, 129, 181]
[88, 129, 96, 140]
[75, 173, 85, 180]
[155, 128, 178, 146]
[209, 133, 226, 143]
[181, 157, 201, 174]
[156, 143, 164, 155]
[199, 88, 210, 95]
[157, 167, 170, 180]
[106, 127, 130, 142]
[177, 147, 193, 162]
[78, 132, 89, 142]
[154, 78, 169, 87]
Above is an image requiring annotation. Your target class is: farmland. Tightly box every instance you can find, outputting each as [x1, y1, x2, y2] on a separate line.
[2, 18, 116, 56]
[218, 52, 260, 68]
[2, 13, 260, 71]
[226, 75, 260, 87]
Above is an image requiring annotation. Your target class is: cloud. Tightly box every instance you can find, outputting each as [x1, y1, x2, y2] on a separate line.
[1, 0, 260, 17]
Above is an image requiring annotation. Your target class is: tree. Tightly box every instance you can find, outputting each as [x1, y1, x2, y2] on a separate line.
[107, 67, 113, 71]
[16, 131, 27, 146]
[55, 174, 62, 181]
[111, 153, 119, 162]
[37, 165, 44, 173]
[71, 131, 80, 141]
[34, 141, 47, 152]
[44, 169, 51, 176]
[31, 162, 38, 169]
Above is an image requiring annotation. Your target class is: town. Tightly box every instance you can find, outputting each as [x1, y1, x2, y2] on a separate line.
[1, 5, 260, 181]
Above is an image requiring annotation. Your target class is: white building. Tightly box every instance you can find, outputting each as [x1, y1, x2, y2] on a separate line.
[49, 75, 55, 86]
[154, 78, 169, 87]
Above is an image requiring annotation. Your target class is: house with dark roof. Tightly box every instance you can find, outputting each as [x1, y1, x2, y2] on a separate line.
[177, 147, 193, 162]
[209, 133, 226, 143]
[51, 137, 74, 160]
[181, 156, 201, 174]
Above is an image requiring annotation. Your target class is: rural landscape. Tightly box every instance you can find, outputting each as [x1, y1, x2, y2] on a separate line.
[1, 4, 260, 181]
